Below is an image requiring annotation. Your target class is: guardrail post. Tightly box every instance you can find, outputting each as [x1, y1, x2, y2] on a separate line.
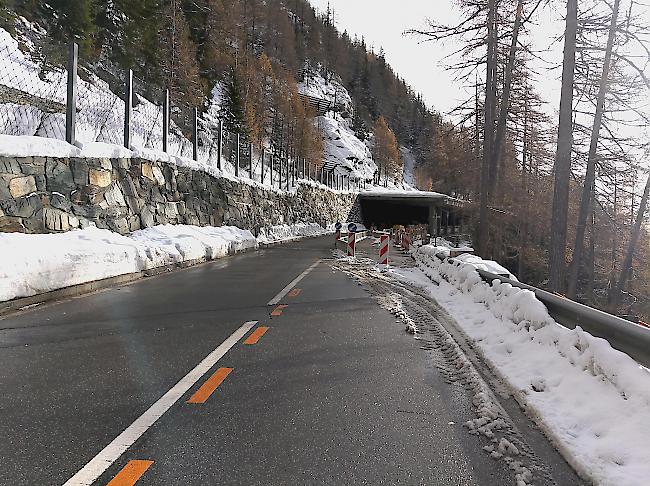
[217, 119, 223, 170]
[65, 42, 78, 145]
[124, 68, 132, 149]
[235, 134, 240, 177]
[162, 89, 169, 153]
[192, 107, 198, 161]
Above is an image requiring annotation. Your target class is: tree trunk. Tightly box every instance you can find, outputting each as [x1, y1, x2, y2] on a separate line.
[478, 0, 497, 257]
[549, 0, 578, 293]
[518, 92, 530, 280]
[586, 207, 595, 304]
[611, 171, 650, 306]
[490, 0, 524, 193]
[567, 0, 621, 299]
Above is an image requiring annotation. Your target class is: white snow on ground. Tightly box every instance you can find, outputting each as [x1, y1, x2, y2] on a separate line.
[392, 244, 650, 486]
[0, 220, 339, 302]
[417, 244, 515, 280]
[0, 225, 257, 302]
[256, 222, 331, 244]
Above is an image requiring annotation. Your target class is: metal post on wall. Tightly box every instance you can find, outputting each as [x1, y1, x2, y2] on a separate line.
[124, 69, 132, 149]
[235, 134, 240, 177]
[270, 153, 274, 187]
[65, 42, 78, 145]
[192, 108, 198, 162]
[162, 89, 169, 153]
[278, 154, 282, 188]
[217, 119, 223, 170]
[286, 158, 290, 191]
[249, 142, 253, 180]
[261, 148, 265, 185]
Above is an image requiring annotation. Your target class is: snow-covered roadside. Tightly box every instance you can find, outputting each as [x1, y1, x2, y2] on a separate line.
[256, 222, 332, 244]
[0, 225, 257, 302]
[0, 221, 340, 303]
[391, 245, 650, 485]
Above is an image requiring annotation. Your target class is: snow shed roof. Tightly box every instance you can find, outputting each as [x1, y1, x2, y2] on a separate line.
[359, 190, 468, 209]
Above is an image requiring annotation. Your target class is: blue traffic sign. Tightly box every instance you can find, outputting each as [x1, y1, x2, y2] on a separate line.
[335, 222, 342, 230]
[348, 223, 357, 232]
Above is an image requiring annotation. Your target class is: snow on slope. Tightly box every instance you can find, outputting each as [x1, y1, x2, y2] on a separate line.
[394, 244, 650, 486]
[298, 71, 353, 114]
[0, 23, 412, 191]
[400, 146, 416, 187]
[317, 113, 376, 179]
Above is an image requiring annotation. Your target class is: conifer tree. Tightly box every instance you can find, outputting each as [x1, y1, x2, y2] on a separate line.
[158, 0, 203, 105]
[48, 0, 97, 53]
[221, 66, 247, 136]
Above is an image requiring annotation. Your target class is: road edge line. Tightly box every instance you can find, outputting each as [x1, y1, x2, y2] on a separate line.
[61, 320, 258, 486]
[267, 260, 321, 306]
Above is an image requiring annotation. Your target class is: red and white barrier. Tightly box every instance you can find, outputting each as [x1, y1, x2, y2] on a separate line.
[380, 235, 389, 266]
[347, 232, 356, 257]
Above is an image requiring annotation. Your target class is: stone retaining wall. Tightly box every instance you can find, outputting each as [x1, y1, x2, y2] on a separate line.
[0, 156, 359, 235]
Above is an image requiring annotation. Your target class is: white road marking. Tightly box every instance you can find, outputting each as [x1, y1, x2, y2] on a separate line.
[267, 260, 321, 306]
[62, 320, 258, 486]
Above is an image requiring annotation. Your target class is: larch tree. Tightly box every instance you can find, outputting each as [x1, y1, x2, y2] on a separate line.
[372, 116, 402, 181]
[158, 0, 203, 105]
[566, 0, 621, 299]
[548, 0, 578, 293]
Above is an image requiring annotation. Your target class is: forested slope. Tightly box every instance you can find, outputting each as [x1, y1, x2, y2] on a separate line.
[0, 0, 473, 185]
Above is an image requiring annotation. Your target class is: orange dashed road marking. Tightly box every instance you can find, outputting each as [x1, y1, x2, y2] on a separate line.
[244, 326, 269, 345]
[106, 460, 153, 486]
[271, 304, 288, 316]
[288, 288, 301, 297]
[187, 367, 233, 404]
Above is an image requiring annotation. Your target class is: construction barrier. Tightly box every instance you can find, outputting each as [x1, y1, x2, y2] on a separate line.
[380, 235, 389, 266]
[347, 231, 356, 257]
[402, 232, 411, 251]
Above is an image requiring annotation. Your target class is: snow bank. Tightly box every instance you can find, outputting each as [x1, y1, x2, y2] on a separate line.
[417, 244, 514, 279]
[256, 222, 331, 244]
[0, 225, 257, 302]
[395, 245, 650, 486]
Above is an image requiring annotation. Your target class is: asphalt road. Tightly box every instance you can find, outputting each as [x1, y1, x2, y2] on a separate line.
[0, 236, 577, 485]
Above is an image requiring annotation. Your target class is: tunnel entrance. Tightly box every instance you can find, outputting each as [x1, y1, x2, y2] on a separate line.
[358, 192, 469, 237]
[360, 198, 429, 229]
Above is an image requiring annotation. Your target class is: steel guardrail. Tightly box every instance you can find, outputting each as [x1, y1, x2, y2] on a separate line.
[436, 254, 650, 368]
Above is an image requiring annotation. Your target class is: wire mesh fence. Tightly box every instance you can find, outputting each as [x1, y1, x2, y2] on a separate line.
[0, 40, 67, 139]
[0, 37, 370, 191]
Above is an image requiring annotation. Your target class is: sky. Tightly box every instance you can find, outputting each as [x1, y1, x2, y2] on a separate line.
[307, 0, 564, 119]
